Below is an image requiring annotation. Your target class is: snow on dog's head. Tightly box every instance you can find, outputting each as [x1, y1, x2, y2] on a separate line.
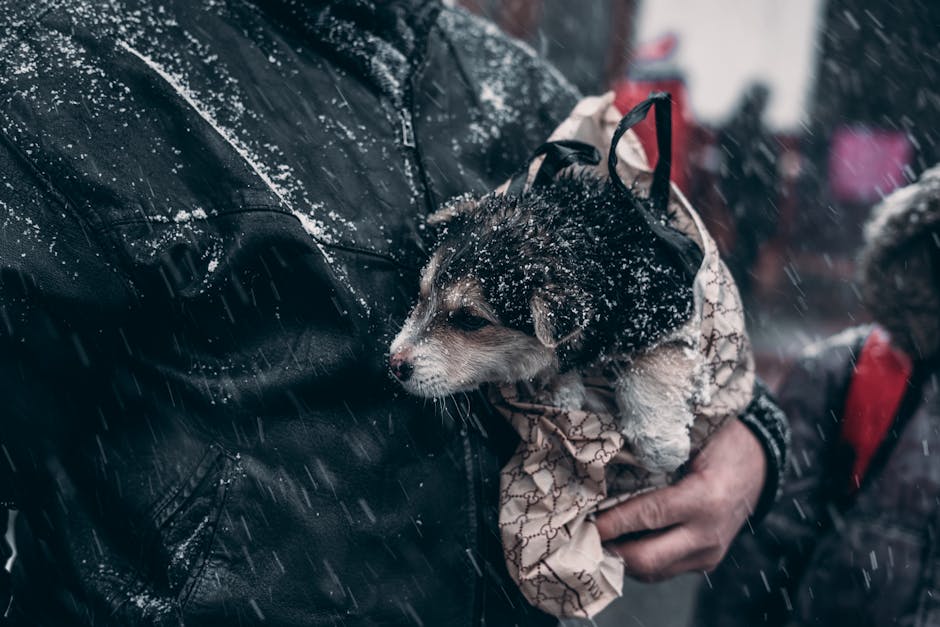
[389, 175, 698, 398]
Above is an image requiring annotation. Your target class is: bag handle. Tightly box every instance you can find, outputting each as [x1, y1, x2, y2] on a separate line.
[608, 91, 671, 213]
[506, 139, 601, 196]
[609, 92, 703, 279]
[508, 92, 703, 279]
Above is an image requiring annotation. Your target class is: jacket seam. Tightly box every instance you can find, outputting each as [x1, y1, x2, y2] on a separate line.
[436, 15, 482, 109]
[405, 22, 442, 218]
[178, 458, 234, 610]
[100, 205, 289, 230]
[0, 117, 138, 305]
[102, 208, 421, 271]
[149, 444, 225, 525]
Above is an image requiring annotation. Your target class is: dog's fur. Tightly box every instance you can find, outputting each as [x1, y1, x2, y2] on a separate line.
[390, 174, 702, 471]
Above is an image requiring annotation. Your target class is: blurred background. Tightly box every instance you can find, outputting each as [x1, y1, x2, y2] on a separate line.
[451, 0, 940, 625]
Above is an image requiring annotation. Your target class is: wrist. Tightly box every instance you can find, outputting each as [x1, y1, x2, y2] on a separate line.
[737, 381, 790, 522]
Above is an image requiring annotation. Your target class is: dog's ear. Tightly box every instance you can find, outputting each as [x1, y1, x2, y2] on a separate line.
[427, 196, 479, 226]
[530, 294, 556, 347]
[530, 292, 588, 349]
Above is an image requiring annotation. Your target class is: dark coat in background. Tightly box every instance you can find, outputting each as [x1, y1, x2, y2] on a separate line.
[695, 167, 940, 627]
[0, 1, 787, 625]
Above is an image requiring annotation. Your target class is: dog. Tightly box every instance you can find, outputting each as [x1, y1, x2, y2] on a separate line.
[388, 172, 705, 472]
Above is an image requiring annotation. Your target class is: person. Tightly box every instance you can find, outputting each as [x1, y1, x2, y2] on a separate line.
[0, 1, 786, 624]
[694, 166, 940, 626]
[717, 84, 780, 298]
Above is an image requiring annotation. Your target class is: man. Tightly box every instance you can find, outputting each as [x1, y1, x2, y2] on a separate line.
[0, 1, 785, 624]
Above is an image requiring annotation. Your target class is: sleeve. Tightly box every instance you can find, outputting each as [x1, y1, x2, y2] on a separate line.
[694, 336, 861, 627]
[738, 380, 790, 523]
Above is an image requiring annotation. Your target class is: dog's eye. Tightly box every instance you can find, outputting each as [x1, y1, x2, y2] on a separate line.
[450, 310, 491, 332]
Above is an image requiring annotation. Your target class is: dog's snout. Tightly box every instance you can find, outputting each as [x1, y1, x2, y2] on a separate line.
[389, 351, 415, 382]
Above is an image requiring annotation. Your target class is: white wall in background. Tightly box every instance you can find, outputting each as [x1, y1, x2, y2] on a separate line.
[635, 0, 825, 131]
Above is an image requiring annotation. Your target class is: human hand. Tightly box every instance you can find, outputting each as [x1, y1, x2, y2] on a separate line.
[594, 418, 766, 581]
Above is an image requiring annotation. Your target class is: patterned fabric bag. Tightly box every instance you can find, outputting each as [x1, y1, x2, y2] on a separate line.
[490, 92, 755, 618]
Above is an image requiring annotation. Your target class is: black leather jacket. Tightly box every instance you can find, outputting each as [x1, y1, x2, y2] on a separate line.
[0, 1, 786, 625]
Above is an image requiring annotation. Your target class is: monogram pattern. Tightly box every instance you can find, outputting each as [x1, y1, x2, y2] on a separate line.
[493, 94, 755, 618]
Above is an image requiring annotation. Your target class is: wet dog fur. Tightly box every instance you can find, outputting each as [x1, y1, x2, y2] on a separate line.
[390, 174, 702, 471]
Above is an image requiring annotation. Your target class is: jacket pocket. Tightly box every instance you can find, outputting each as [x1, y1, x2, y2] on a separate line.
[147, 442, 240, 604]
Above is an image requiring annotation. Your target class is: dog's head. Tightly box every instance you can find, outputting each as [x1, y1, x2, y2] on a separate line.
[388, 172, 699, 398]
[388, 251, 565, 398]
[388, 196, 586, 398]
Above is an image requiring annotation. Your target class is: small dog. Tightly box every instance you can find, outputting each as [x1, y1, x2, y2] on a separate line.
[389, 172, 705, 472]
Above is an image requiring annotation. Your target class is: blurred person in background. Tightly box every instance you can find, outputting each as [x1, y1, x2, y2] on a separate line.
[717, 84, 780, 299]
[694, 166, 940, 627]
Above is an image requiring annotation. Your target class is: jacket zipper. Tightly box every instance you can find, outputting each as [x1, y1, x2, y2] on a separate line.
[398, 25, 482, 626]
[402, 55, 439, 221]
[400, 111, 416, 148]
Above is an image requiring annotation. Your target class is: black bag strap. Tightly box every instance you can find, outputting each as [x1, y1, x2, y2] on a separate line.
[609, 92, 703, 279]
[608, 91, 672, 213]
[507, 93, 702, 279]
[531, 140, 602, 187]
[506, 139, 601, 196]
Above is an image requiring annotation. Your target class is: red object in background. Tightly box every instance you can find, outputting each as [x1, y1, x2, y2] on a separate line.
[841, 326, 913, 493]
[613, 78, 692, 193]
[634, 32, 679, 63]
[828, 126, 913, 204]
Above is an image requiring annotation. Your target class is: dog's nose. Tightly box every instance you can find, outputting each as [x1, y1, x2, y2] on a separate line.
[389, 353, 414, 382]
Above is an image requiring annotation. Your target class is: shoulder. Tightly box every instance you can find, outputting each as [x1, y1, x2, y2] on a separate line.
[426, 7, 579, 189]
[0, 0, 154, 53]
[0, 0, 224, 94]
[777, 325, 872, 411]
[0, 0, 183, 118]
[436, 8, 541, 67]
[798, 325, 871, 369]
[436, 7, 578, 110]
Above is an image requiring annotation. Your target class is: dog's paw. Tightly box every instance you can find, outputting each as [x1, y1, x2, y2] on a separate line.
[633, 437, 690, 473]
[612, 345, 699, 473]
[620, 410, 692, 473]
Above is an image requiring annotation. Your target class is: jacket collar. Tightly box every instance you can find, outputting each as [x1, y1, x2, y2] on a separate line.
[258, 0, 442, 103]
[860, 165, 940, 360]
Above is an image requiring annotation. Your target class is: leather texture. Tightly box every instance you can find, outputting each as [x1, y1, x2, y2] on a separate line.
[0, 1, 575, 624]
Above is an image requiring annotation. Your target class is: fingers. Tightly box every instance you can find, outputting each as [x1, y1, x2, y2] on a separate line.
[593, 419, 769, 581]
[594, 478, 702, 542]
[607, 525, 725, 582]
